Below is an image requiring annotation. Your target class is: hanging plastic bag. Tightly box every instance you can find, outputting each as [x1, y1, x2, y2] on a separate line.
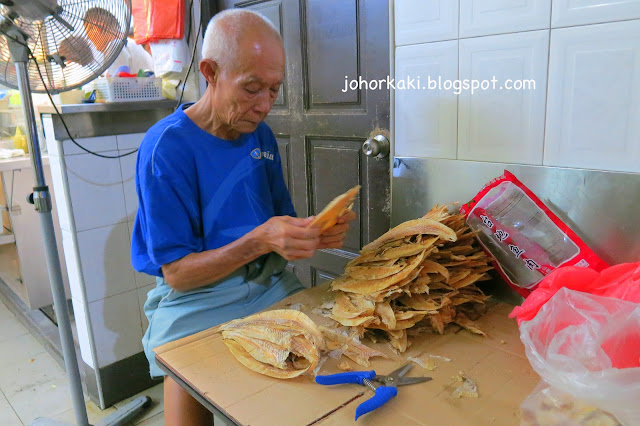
[460, 171, 609, 298]
[149, 38, 188, 77]
[132, 0, 184, 45]
[518, 287, 640, 425]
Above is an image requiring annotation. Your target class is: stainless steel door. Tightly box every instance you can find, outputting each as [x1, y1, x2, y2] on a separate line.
[214, 0, 391, 286]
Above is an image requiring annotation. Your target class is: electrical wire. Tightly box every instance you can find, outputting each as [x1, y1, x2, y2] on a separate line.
[31, 53, 139, 158]
[176, 10, 202, 109]
[1, 23, 139, 159]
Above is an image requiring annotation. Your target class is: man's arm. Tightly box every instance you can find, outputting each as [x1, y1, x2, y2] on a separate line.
[162, 216, 321, 292]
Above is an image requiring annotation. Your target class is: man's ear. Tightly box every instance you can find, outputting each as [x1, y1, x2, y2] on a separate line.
[200, 59, 220, 86]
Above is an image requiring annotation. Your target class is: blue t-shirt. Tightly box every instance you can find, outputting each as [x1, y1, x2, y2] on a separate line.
[131, 106, 295, 277]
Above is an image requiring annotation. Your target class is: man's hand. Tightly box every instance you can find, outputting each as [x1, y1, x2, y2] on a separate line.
[317, 210, 357, 249]
[254, 216, 322, 261]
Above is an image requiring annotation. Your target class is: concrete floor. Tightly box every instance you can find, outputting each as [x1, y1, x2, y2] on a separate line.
[0, 297, 164, 425]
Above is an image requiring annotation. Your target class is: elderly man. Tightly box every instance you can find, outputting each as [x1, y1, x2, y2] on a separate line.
[131, 9, 355, 425]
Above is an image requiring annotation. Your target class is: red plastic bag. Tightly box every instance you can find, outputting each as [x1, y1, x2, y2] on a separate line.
[510, 261, 640, 324]
[460, 171, 608, 298]
[132, 0, 184, 45]
[518, 287, 640, 425]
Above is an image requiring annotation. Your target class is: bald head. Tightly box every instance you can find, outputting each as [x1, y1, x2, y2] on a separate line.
[202, 9, 283, 72]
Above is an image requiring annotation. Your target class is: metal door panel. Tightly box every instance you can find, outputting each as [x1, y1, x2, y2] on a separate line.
[213, 0, 390, 286]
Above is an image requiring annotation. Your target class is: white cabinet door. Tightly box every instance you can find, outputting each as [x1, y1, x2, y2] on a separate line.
[458, 31, 549, 164]
[552, 0, 640, 27]
[459, 0, 551, 38]
[544, 21, 640, 172]
[394, 0, 458, 45]
[395, 41, 458, 159]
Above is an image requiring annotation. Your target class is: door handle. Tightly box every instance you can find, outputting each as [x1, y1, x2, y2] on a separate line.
[362, 135, 390, 158]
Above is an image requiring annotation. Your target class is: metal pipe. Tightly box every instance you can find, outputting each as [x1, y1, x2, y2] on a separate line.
[15, 60, 90, 426]
[15, 62, 46, 188]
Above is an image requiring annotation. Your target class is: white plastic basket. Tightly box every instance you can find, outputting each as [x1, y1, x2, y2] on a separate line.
[91, 77, 164, 102]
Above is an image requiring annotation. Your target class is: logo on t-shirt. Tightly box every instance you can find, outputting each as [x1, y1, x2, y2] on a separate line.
[250, 148, 274, 161]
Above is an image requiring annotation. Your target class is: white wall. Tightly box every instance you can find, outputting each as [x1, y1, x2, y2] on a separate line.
[393, 0, 640, 174]
[44, 124, 154, 375]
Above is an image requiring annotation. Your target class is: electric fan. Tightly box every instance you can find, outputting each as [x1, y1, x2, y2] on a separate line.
[0, 1, 151, 425]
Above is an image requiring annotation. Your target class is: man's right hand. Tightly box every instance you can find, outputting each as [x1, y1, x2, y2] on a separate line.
[254, 216, 322, 261]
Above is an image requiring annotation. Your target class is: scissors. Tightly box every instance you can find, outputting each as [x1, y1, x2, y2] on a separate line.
[315, 363, 431, 420]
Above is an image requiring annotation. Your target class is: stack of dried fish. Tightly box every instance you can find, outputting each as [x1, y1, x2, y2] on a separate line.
[221, 309, 386, 379]
[327, 205, 493, 352]
[221, 309, 326, 379]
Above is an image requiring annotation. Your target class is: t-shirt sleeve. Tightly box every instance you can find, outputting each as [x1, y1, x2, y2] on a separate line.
[137, 130, 202, 268]
[263, 126, 296, 217]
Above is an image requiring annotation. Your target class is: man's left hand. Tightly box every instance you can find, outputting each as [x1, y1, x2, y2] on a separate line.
[317, 210, 357, 249]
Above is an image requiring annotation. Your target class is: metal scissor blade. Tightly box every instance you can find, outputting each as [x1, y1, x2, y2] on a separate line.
[388, 363, 413, 380]
[396, 376, 432, 386]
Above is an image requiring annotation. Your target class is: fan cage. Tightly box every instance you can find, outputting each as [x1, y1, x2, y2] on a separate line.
[0, 0, 132, 93]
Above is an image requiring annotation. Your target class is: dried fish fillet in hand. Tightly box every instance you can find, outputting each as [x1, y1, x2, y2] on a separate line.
[307, 185, 360, 231]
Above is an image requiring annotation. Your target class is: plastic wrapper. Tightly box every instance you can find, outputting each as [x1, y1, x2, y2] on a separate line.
[511, 262, 640, 324]
[150, 39, 189, 77]
[519, 287, 640, 425]
[132, 0, 184, 44]
[521, 382, 620, 425]
[460, 170, 608, 297]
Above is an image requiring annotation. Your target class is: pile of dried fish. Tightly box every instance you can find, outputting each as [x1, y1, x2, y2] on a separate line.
[221, 309, 385, 379]
[221, 309, 325, 379]
[326, 205, 493, 352]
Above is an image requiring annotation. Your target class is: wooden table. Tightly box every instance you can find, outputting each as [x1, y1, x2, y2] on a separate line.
[155, 284, 540, 425]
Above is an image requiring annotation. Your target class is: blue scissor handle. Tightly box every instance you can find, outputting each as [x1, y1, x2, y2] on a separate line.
[315, 370, 376, 385]
[355, 386, 398, 420]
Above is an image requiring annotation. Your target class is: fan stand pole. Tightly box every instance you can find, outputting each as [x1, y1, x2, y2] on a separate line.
[14, 61, 91, 426]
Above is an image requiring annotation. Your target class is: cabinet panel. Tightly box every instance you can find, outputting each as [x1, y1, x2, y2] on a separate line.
[552, 0, 640, 27]
[5, 165, 70, 309]
[458, 31, 548, 164]
[544, 21, 640, 172]
[395, 41, 458, 159]
[460, 0, 551, 38]
[395, 0, 458, 45]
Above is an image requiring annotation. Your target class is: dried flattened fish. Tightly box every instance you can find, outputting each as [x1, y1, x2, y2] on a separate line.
[332, 251, 427, 295]
[362, 218, 457, 252]
[307, 186, 360, 231]
[453, 312, 486, 336]
[345, 259, 409, 280]
[319, 326, 387, 367]
[374, 300, 396, 330]
[338, 361, 352, 371]
[221, 309, 324, 379]
[420, 260, 450, 282]
[331, 292, 376, 319]
[452, 372, 478, 398]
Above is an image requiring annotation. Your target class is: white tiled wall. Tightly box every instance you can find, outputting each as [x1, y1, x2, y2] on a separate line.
[127, 221, 156, 288]
[71, 296, 95, 369]
[393, 0, 640, 173]
[395, 41, 458, 158]
[459, 0, 551, 38]
[544, 20, 640, 172]
[63, 150, 127, 232]
[458, 30, 549, 164]
[551, 0, 640, 27]
[76, 222, 136, 303]
[44, 130, 151, 373]
[88, 289, 144, 368]
[119, 152, 138, 222]
[395, 0, 458, 45]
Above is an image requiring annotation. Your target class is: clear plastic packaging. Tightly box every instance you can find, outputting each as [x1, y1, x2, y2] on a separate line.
[519, 287, 640, 425]
[460, 171, 608, 297]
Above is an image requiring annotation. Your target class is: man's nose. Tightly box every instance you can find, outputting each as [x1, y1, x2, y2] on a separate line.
[253, 92, 272, 115]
